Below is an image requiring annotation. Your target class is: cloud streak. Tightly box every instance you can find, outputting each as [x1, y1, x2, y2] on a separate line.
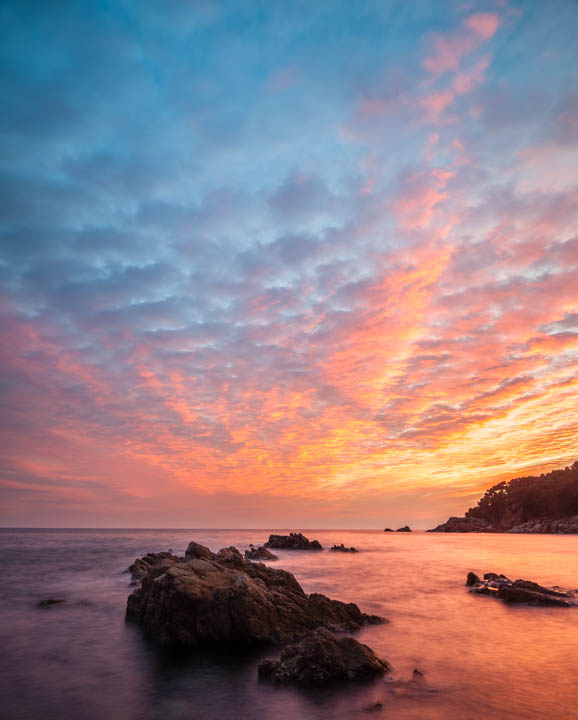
[0, 0, 577, 528]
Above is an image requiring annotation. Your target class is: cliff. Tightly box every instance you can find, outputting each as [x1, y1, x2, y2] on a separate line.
[430, 461, 578, 533]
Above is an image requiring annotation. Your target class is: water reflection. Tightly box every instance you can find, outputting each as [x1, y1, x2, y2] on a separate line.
[0, 529, 577, 719]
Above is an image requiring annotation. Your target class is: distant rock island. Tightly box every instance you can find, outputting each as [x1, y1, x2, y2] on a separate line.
[430, 461, 578, 533]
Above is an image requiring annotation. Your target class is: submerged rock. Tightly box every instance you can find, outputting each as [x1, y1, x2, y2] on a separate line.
[244, 545, 278, 561]
[257, 627, 390, 685]
[330, 543, 358, 553]
[467, 572, 576, 606]
[126, 542, 384, 646]
[396, 526, 412, 532]
[265, 532, 323, 550]
[38, 598, 66, 607]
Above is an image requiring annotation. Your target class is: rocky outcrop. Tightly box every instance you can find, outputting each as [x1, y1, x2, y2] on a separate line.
[244, 545, 278, 561]
[126, 542, 384, 646]
[330, 543, 358, 553]
[257, 627, 390, 685]
[396, 526, 412, 532]
[127, 551, 180, 583]
[467, 572, 576, 606]
[265, 532, 323, 550]
[430, 514, 578, 533]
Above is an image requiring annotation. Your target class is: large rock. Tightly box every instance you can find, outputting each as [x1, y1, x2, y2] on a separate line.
[265, 532, 323, 550]
[258, 627, 390, 685]
[396, 526, 412, 532]
[244, 545, 278, 561]
[126, 542, 384, 646]
[467, 572, 576, 607]
[127, 551, 180, 583]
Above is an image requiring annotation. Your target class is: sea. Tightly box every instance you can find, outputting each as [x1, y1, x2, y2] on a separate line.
[1, 528, 577, 720]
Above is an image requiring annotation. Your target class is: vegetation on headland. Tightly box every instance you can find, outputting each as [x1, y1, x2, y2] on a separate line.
[430, 461, 578, 532]
[465, 461, 578, 523]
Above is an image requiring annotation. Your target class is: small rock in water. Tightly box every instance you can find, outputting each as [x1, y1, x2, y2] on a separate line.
[264, 532, 323, 550]
[244, 545, 278, 561]
[330, 543, 358, 553]
[258, 627, 391, 685]
[396, 526, 412, 532]
[467, 572, 576, 607]
[383, 528, 393, 532]
[38, 598, 66, 607]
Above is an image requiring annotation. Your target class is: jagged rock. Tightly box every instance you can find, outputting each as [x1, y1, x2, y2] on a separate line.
[466, 571, 480, 586]
[330, 543, 358, 553]
[127, 551, 180, 583]
[396, 526, 411, 532]
[38, 598, 66, 607]
[257, 627, 390, 685]
[265, 532, 323, 550]
[244, 546, 278, 561]
[126, 542, 384, 646]
[467, 572, 576, 606]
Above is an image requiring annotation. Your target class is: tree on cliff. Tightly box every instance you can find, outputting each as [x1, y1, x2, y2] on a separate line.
[465, 461, 578, 524]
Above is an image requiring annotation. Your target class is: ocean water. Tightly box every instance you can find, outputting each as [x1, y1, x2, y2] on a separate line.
[0, 529, 577, 720]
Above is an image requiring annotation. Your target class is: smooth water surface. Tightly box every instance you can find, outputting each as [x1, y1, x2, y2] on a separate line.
[1, 529, 577, 720]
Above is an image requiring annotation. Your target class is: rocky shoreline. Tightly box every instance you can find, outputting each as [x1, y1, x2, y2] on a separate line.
[429, 514, 578, 533]
[466, 571, 577, 606]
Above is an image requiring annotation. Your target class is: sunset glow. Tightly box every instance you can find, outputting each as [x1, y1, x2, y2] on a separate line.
[1, 1, 577, 528]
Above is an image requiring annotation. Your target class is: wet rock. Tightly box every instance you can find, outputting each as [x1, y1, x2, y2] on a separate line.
[126, 542, 385, 646]
[244, 546, 278, 561]
[38, 598, 66, 607]
[396, 526, 412, 532]
[466, 571, 480, 586]
[467, 572, 576, 606]
[383, 528, 393, 532]
[127, 551, 180, 583]
[330, 543, 358, 553]
[257, 627, 391, 685]
[265, 532, 323, 550]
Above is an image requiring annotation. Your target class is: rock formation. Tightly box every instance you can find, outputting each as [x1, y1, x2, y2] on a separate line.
[330, 543, 358, 553]
[264, 532, 323, 550]
[396, 526, 412, 532]
[430, 462, 578, 533]
[257, 627, 390, 685]
[244, 545, 278, 561]
[466, 572, 576, 606]
[126, 541, 384, 646]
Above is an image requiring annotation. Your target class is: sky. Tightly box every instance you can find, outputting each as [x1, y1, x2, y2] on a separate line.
[1, 0, 577, 529]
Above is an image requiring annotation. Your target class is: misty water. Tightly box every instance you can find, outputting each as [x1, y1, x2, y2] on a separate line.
[1, 529, 577, 720]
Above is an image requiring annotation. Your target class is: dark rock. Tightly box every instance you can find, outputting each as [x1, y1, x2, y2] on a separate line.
[127, 551, 180, 583]
[330, 543, 358, 553]
[257, 627, 391, 685]
[467, 572, 576, 607]
[413, 668, 424, 677]
[384, 528, 393, 532]
[38, 598, 66, 607]
[126, 542, 385, 646]
[428, 516, 492, 533]
[396, 526, 412, 532]
[265, 532, 323, 550]
[466, 571, 481, 586]
[244, 546, 278, 561]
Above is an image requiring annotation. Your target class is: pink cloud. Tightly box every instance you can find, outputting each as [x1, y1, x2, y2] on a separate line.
[464, 12, 501, 41]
